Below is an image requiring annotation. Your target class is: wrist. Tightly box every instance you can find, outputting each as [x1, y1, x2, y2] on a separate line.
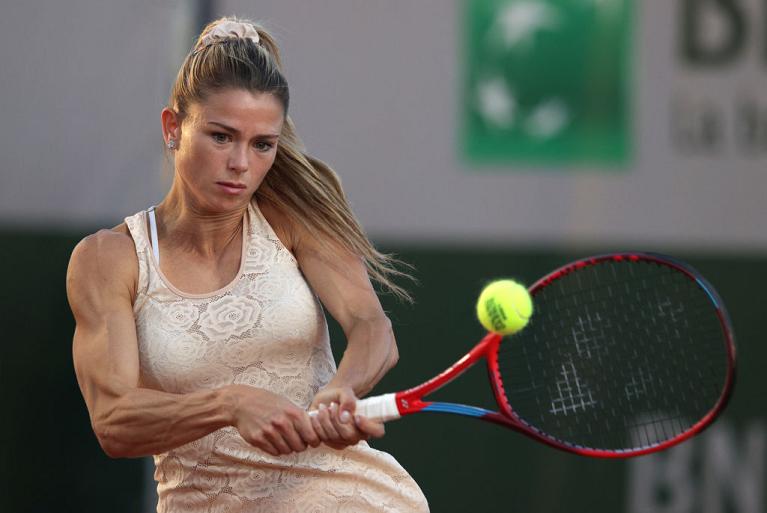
[217, 384, 244, 427]
[322, 381, 362, 400]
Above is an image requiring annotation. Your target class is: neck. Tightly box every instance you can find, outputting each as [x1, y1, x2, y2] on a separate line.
[155, 184, 247, 258]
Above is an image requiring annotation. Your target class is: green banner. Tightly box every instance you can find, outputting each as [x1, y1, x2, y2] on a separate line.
[463, 0, 633, 165]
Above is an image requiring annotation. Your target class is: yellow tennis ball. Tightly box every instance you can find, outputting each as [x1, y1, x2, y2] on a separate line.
[476, 280, 533, 335]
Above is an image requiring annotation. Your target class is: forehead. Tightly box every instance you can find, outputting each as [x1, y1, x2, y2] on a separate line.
[189, 88, 284, 133]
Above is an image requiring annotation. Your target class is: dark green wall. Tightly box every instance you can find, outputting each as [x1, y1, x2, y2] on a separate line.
[2, 230, 763, 512]
[1, 230, 144, 512]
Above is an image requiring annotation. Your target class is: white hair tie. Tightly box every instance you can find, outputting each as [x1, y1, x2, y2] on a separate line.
[201, 20, 260, 46]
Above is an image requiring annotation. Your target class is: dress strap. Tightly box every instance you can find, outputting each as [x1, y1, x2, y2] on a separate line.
[147, 206, 160, 265]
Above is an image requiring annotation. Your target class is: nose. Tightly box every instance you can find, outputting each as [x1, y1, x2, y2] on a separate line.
[227, 144, 249, 174]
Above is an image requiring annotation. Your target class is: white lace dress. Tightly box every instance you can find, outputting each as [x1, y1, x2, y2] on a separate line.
[124, 199, 429, 513]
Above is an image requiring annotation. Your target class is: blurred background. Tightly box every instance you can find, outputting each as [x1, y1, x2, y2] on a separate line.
[1, 0, 765, 511]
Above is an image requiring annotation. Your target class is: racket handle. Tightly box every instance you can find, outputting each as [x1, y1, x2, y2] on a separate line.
[307, 393, 401, 422]
[356, 393, 401, 422]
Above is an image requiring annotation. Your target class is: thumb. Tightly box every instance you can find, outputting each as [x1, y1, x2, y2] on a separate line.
[337, 388, 358, 423]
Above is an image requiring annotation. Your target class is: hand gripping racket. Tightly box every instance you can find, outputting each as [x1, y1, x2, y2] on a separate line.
[352, 252, 736, 458]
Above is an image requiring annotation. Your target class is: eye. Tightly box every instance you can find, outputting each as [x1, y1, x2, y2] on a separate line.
[212, 132, 231, 144]
[254, 141, 275, 152]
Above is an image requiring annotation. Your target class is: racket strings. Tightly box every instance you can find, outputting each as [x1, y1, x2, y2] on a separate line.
[497, 259, 731, 452]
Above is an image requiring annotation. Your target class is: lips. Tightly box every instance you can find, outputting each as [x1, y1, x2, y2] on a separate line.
[216, 181, 246, 189]
[216, 181, 248, 195]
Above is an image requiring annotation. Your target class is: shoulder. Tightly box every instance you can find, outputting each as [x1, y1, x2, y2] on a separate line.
[67, 224, 139, 305]
[254, 197, 344, 262]
[70, 224, 137, 268]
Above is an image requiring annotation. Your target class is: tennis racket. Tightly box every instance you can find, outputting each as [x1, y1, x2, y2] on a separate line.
[351, 252, 736, 458]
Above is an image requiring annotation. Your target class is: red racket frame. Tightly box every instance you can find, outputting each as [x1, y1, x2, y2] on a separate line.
[387, 252, 737, 458]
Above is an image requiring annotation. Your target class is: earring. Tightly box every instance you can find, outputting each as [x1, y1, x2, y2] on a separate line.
[167, 139, 177, 150]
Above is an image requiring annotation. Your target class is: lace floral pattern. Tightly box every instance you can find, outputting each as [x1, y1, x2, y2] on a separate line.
[124, 200, 429, 512]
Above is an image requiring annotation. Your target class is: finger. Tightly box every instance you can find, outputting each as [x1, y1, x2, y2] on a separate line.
[295, 412, 321, 448]
[324, 440, 348, 450]
[337, 390, 357, 423]
[354, 415, 386, 439]
[251, 436, 281, 457]
[259, 443, 281, 457]
[338, 408, 353, 425]
[263, 428, 293, 455]
[319, 403, 342, 441]
[319, 408, 347, 450]
[329, 403, 361, 443]
[276, 418, 307, 453]
[311, 411, 329, 441]
[308, 396, 326, 412]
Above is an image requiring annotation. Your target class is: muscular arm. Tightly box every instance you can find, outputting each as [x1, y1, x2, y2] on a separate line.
[67, 230, 318, 458]
[257, 200, 395, 446]
[294, 232, 396, 446]
[294, 236, 398, 398]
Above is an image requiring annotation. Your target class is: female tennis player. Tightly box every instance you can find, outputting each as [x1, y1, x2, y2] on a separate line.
[66, 16, 428, 512]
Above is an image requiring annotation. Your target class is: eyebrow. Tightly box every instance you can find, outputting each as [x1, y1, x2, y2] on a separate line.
[207, 121, 279, 138]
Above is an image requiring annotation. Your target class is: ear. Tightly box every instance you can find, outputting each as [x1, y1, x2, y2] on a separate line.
[161, 107, 182, 146]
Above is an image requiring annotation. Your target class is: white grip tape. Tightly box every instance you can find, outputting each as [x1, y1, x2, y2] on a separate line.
[355, 393, 401, 422]
[307, 393, 401, 422]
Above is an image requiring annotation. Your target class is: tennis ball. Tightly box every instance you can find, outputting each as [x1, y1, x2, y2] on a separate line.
[476, 280, 533, 335]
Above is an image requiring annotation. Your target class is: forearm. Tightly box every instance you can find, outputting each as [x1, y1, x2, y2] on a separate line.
[92, 385, 236, 458]
[327, 316, 398, 397]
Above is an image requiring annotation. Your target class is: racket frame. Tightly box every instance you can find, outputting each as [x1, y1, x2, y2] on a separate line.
[383, 252, 737, 458]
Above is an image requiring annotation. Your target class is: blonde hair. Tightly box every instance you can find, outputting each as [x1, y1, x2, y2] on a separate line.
[169, 16, 413, 301]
